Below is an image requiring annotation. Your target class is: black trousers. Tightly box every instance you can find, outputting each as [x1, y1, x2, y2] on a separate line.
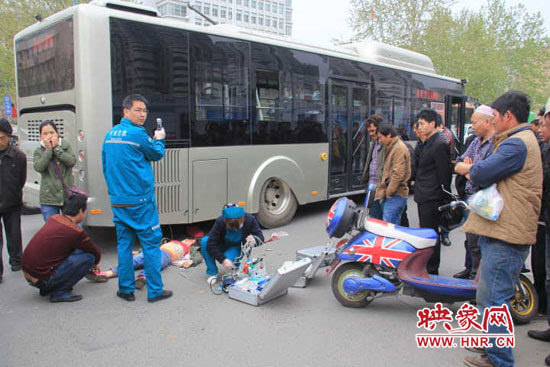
[532, 223, 547, 314]
[417, 201, 442, 274]
[0, 210, 23, 275]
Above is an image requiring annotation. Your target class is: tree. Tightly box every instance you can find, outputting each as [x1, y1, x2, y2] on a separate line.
[348, 0, 550, 107]
[349, 0, 455, 49]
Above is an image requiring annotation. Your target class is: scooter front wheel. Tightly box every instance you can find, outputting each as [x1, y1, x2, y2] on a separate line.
[510, 274, 538, 325]
[331, 262, 373, 308]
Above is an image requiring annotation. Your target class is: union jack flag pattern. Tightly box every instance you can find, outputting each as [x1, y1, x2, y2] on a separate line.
[326, 202, 337, 228]
[345, 233, 414, 268]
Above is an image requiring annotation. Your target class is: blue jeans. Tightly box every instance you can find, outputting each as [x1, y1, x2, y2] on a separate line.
[477, 236, 530, 367]
[370, 199, 383, 220]
[201, 236, 241, 276]
[381, 195, 407, 224]
[112, 250, 171, 278]
[44, 249, 95, 298]
[112, 200, 164, 298]
[40, 204, 62, 222]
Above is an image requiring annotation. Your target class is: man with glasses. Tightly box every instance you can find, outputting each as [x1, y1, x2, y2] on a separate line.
[102, 94, 172, 303]
[361, 114, 385, 219]
[0, 118, 26, 282]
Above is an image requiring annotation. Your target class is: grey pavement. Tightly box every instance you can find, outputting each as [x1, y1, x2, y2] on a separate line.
[1, 197, 548, 367]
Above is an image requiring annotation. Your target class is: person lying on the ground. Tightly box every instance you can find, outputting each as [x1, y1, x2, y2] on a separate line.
[99, 239, 196, 289]
[201, 203, 264, 284]
[21, 193, 103, 303]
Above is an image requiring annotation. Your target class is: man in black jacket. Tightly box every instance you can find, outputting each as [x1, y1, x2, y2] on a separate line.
[528, 106, 550, 361]
[0, 118, 27, 281]
[200, 204, 264, 283]
[413, 110, 452, 275]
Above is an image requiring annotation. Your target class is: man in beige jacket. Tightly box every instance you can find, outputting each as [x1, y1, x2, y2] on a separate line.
[375, 124, 411, 224]
[455, 91, 542, 367]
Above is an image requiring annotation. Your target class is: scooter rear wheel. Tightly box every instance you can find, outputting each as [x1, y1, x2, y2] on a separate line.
[509, 274, 538, 325]
[331, 262, 373, 308]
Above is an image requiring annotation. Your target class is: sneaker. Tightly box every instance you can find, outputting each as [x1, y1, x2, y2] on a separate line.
[39, 288, 51, 297]
[50, 293, 83, 303]
[135, 275, 146, 290]
[441, 236, 452, 247]
[464, 354, 494, 367]
[527, 328, 550, 342]
[454, 268, 471, 279]
[207, 275, 217, 285]
[11, 264, 21, 272]
[85, 269, 108, 283]
[148, 290, 173, 303]
[116, 291, 135, 302]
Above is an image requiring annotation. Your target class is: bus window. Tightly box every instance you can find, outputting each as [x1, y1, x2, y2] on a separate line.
[330, 85, 348, 175]
[352, 87, 368, 174]
[251, 44, 328, 145]
[190, 34, 250, 146]
[110, 19, 190, 147]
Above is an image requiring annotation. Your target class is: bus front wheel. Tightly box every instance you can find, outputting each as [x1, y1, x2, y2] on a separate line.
[256, 178, 297, 228]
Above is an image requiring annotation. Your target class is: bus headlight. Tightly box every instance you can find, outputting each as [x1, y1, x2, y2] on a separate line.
[79, 170, 86, 182]
[78, 130, 84, 142]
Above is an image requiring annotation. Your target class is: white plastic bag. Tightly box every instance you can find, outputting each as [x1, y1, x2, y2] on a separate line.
[467, 184, 504, 221]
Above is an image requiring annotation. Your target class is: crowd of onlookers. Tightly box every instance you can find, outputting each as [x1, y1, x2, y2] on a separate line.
[361, 91, 550, 367]
[0, 90, 549, 366]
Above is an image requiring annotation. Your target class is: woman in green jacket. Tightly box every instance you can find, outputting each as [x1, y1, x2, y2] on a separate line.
[33, 121, 76, 221]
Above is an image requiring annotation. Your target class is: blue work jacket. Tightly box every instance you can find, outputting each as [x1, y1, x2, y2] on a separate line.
[102, 118, 165, 205]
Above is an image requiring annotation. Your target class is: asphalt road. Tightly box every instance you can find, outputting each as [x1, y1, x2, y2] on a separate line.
[1, 197, 548, 367]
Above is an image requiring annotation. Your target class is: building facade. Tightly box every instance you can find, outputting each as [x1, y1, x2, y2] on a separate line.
[148, 0, 292, 37]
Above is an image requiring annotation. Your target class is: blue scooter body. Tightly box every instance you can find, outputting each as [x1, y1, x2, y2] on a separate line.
[329, 196, 476, 301]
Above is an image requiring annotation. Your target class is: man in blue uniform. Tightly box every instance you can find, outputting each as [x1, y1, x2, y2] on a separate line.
[201, 204, 264, 284]
[102, 94, 172, 303]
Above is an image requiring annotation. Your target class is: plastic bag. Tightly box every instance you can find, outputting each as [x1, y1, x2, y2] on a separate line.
[467, 184, 504, 221]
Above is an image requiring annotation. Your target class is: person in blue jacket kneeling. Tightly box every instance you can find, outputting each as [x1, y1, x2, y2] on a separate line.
[201, 204, 264, 284]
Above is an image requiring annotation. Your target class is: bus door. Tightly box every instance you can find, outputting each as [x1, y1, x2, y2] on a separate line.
[445, 95, 466, 157]
[328, 80, 370, 195]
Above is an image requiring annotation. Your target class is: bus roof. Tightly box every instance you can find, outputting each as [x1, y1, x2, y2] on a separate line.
[14, 1, 463, 85]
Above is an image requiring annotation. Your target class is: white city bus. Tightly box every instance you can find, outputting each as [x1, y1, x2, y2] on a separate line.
[15, 0, 467, 227]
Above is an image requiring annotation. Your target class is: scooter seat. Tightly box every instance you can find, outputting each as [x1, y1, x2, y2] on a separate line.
[364, 218, 438, 249]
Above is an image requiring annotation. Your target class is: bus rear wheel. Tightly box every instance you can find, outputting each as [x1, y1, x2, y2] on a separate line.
[256, 178, 297, 228]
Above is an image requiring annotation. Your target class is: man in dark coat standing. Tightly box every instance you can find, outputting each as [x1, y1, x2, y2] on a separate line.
[413, 109, 451, 275]
[0, 118, 26, 281]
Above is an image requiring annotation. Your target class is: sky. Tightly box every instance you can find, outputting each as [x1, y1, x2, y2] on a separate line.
[292, 0, 550, 48]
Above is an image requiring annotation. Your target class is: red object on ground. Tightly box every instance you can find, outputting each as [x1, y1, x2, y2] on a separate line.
[186, 225, 205, 239]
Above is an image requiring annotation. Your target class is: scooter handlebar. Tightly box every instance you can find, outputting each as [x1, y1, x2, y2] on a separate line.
[438, 201, 468, 212]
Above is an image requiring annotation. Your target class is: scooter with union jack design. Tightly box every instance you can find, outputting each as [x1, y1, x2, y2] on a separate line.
[325, 186, 538, 324]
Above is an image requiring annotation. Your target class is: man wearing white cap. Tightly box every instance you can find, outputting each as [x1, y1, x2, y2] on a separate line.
[453, 105, 495, 280]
